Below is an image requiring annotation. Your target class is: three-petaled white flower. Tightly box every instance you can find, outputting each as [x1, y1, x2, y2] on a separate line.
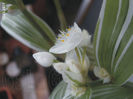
[33, 23, 92, 98]
[53, 50, 90, 97]
[49, 23, 91, 54]
[33, 50, 90, 97]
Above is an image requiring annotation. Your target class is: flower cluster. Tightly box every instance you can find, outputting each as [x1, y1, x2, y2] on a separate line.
[33, 23, 110, 98]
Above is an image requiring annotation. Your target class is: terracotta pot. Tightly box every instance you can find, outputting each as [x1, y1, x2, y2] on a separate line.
[0, 87, 13, 99]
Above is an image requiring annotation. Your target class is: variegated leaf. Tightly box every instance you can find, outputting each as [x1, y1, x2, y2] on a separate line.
[94, 0, 133, 85]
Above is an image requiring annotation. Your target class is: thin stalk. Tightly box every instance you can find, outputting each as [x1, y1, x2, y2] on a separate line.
[54, 0, 67, 30]
[82, 47, 87, 65]
[75, 47, 81, 64]
[14, 0, 25, 10]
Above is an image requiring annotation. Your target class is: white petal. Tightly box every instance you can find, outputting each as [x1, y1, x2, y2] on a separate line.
[65, 50, 78, 62]
[66, 59, 80, 73]
[62, 73, 72, 84]
[94, 66, 101, 78]
[49, 32, 82, 54]
[33, 52, 56, 67]
[53, 62, 68, 74]
[53, 62, 76, 83]
[49, 23, 83, 54]
[72, 23, 82, 33]
[65, 71, 83, 83]
[66, 49, 90, 74]
[79, 29, 91, 47]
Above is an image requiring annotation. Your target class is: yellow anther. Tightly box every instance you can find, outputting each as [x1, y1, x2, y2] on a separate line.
[61, 40, 65, 42]
[66, 33, 70, 36]
[67, 28, 71, 31]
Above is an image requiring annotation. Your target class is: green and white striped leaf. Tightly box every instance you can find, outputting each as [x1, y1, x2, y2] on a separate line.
[1, 9, 56, 51]
[92, 83, 133, 99]
[94, 0, 133, 85]
[50, 81, 92, 99]
[0, 0, 16, 5]
[52, 81, 133, 99]
[50, 81, 67, 99]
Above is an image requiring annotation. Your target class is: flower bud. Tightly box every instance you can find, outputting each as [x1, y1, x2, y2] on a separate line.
[53, 62, 68, 74]
[33, 52, 56, 67]
[94, 66, 111, 83]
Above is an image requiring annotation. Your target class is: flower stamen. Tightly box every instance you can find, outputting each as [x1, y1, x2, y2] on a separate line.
[61, 40, 65, 42]
[67, 28, 71, 31]
[66, 33, 70, 36]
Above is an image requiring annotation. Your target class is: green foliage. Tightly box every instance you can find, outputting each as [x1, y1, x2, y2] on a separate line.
[51, 0, 133, 98]
[0, 0, 16, 5]
[94, 0, 133, 85]
[50, 81, 133, 99]
[50, 81, 92, 99]
[50, 81, 67, 99]
[1, 9, 56, 51]
[54, 0, 67, 30]
[1, 0, 133, 98]
[92, 83, 133, 99]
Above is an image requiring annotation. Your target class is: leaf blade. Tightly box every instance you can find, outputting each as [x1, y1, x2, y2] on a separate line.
[1, 10, 54, 51]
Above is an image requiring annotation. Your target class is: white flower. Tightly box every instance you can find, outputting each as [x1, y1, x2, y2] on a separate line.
[49, 23, 92, 54]
[79, 29, 91, 47]
[94, 66, 111, 83]
[52, 49, 90, 97]
[33, 52, 56, 67]
[49, 23, 82, 54]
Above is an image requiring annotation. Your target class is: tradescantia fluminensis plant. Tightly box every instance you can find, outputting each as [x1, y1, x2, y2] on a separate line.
[1, 0, 133, 99]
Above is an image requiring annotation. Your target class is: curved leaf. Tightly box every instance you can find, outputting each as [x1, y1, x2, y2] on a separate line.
[50, 81, 67, 99]
[92, 83, 133, 99]
[50, 81, 92, 99]
[94, 0, 133, 85]
[0, 0, 16, 5]
[51, 81, 133, 99]
[1, 9, 56, 51]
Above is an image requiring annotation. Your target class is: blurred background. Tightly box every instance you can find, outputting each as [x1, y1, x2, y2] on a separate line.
[0, 0, 102, 99]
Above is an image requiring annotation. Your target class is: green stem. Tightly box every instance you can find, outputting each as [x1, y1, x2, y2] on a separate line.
[15, 0, 25, 10]
[75, 47, 81, 64]
[82, 47, 87, 65]
[54, 0, 67, 30]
